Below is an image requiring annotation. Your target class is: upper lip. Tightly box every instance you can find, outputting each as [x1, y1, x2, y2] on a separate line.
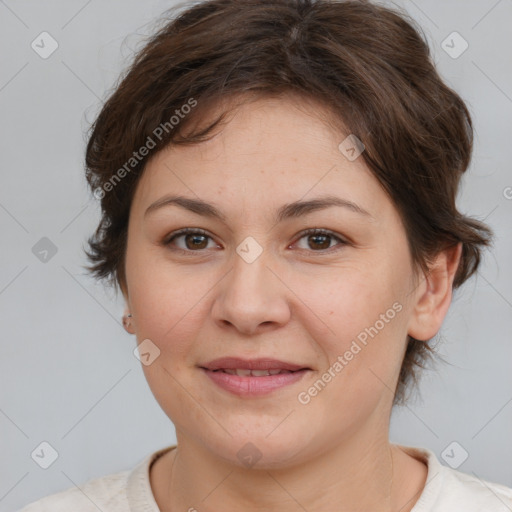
[200, 357, 309, 371]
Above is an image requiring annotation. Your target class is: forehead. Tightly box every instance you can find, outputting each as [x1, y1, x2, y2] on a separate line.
[130, 95, 392, 225]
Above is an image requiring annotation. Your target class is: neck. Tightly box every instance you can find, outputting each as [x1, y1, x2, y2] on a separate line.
[153, 424, 410, 512]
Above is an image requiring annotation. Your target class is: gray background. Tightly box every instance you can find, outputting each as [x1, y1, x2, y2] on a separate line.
[1, 0, 511, 510]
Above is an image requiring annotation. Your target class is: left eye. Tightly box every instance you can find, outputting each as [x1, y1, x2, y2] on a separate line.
[293, 228, 346, 251]
[163, 228, 346, 253]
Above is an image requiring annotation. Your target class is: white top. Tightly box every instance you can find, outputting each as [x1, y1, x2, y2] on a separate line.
[18, 444, 512, 511]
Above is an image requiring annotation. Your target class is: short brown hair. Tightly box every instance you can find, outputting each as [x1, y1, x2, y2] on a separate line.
[84, 0, 493, 405]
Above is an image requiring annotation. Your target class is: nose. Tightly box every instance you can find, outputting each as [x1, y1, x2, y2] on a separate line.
[211, 248, 291, 336]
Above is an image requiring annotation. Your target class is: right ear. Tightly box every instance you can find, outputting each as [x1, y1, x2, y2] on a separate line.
[122, 309, 136, 334]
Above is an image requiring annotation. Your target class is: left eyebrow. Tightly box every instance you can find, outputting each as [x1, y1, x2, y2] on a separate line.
[275, 195, 375, 222]
[144, 194, 375, 222]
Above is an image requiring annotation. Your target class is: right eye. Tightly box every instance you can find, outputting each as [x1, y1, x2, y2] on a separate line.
[163, 228, 220, 253]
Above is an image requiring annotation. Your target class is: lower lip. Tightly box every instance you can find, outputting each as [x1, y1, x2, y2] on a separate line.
[201, 368, 310, 397]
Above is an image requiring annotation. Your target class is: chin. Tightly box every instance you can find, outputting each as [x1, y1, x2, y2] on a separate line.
[202, 427, 316, 470]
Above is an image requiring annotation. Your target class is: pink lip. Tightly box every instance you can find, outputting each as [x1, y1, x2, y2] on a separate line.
[201, 367, 310, 397]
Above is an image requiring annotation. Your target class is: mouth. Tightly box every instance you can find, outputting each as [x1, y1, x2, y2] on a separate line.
[200, 356, 310, 372]
[199, 357, 311, 397]
[208, 368, 300, 376]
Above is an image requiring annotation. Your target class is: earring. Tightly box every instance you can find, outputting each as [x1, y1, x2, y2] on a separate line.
[122, 313, 133, 330]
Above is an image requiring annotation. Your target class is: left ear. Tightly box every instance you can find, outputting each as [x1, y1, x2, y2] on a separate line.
[122, 306, 136, 335]
[407, 242, 463, 341]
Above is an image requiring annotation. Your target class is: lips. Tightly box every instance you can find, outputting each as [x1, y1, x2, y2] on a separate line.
[199, 357, 311, 396]
[200, 357, 308, 372]
[213, 368, 294, 377]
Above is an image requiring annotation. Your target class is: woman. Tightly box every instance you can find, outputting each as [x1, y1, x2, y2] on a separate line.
[19, 0, 512, 510]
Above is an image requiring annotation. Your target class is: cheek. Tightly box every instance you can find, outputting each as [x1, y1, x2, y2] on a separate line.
[292, 264, 409, 399]
[128, 257, 211, 422]
[292, 262, 404, 343]
[125, 243, 208, 351]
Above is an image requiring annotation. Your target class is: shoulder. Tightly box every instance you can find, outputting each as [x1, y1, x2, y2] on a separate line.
[16, 445, 176, 512]
[432, 463, 512, 511]
[17, 468, 131, 512]
[398, 444, 512, 512]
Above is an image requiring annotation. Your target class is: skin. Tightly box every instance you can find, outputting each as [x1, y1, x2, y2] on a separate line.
[121, 93, 461, 512]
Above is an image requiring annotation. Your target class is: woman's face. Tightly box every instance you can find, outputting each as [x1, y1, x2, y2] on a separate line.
[123, 94, 424, 466]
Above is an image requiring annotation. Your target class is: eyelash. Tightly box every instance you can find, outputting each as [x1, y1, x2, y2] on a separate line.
[162, 227, 348, 255]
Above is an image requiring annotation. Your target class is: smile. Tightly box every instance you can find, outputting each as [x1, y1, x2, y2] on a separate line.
[212, 368, 295, 376]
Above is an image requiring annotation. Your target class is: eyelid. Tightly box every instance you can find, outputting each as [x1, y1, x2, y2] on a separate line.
[291, 228, 348, 253]
[163, 227, 210, 243]
[163, 227, 217, 250]
[163, 227, 348, 253]
[294, 227, 347, 244]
